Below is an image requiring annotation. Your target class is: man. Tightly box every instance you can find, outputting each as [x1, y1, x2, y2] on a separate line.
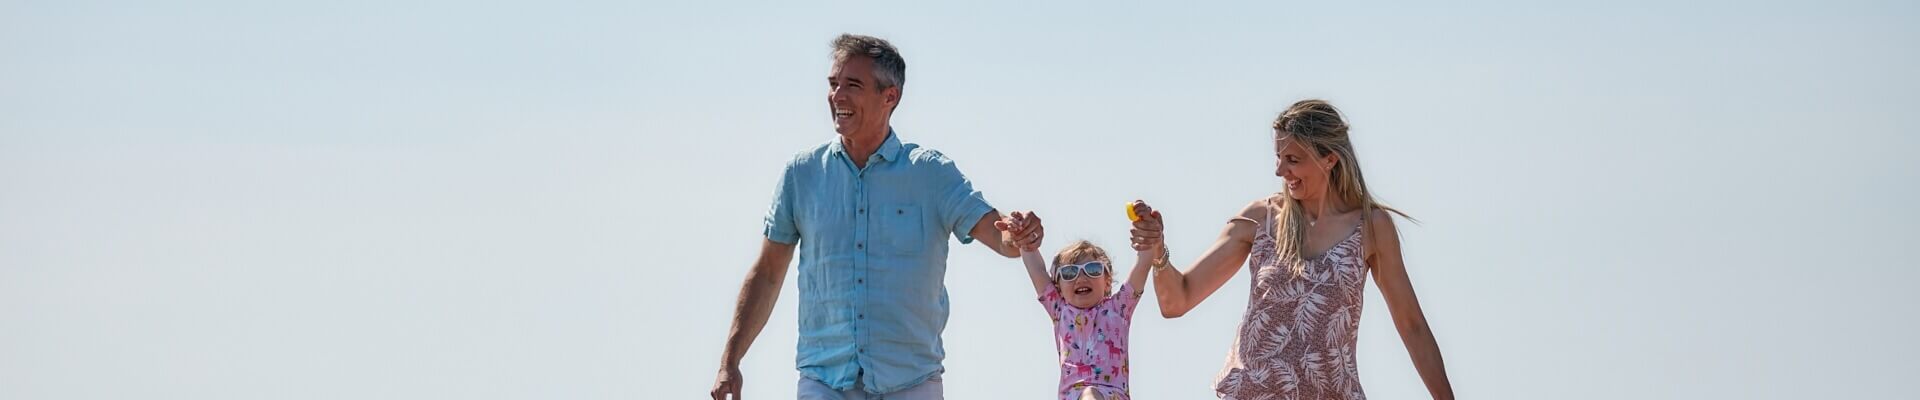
[709, 33, 1044, 400]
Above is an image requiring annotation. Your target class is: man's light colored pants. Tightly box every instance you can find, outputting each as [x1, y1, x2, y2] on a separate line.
[797, 376, 943, 400]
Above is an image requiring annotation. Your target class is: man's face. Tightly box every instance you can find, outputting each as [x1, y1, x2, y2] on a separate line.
[826, 56, 899, 137]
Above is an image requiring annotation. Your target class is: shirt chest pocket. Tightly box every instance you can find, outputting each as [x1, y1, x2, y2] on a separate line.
[873, 203, 926, 255]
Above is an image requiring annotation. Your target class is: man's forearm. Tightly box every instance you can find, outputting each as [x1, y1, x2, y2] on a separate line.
[720, 240, 795, 365]
[720, 273, 781, 365]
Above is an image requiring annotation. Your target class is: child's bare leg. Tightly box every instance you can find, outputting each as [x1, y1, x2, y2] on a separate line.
[1079, 387, 1106, 400]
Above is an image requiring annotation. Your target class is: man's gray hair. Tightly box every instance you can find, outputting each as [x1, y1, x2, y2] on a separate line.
[831, 33, 906, 89]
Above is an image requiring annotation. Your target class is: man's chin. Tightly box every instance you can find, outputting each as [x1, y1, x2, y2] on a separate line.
[834, 124, 866, 136]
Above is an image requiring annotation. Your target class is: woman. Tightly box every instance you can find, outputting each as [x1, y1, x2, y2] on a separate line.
[1130, 99, 1453, 399]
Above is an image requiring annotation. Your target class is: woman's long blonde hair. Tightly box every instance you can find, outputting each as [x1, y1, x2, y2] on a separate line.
[1271, 99, 1409, 276]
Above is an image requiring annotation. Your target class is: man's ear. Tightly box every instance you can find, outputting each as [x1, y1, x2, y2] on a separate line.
[883, 86, 901, 108]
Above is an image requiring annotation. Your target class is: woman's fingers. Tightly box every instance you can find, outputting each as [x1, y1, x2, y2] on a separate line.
[1131, 201, 1154, 217]
[1132, 217, 1162, 232]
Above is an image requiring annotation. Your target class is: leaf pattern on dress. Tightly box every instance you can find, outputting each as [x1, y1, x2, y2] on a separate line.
[1323, 305, 1354, 348]
[1214, 211, 1370, 400]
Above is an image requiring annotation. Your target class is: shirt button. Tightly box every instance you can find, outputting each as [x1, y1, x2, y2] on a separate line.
[856, 243, 864, 249]
[858, 208, 865, 214]
[857, 279, 864, 284]
[858, 314, 864, 319]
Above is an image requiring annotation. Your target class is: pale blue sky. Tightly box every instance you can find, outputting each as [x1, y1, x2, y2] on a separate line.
[3, 1, 1916, 399]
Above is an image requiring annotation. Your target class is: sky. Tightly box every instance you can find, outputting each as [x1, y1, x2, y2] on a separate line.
[2, 1, 1917, 399]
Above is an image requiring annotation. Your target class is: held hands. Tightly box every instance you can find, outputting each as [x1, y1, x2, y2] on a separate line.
[992, 211, 1045, 252]
[1127, 200, 1166, 259]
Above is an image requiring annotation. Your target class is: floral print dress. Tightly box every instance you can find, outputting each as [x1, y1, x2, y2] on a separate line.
[1215, 205, 1371, 400]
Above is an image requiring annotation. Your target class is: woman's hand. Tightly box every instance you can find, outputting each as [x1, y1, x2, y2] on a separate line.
[1128, 200, 1163, 251]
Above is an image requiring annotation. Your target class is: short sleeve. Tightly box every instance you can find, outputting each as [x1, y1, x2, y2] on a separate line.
[762, 161, 800, 244]
[1112, 282, 1141, 321]
[928, 153, 993, 244]
[1037, 283, 1063, 320]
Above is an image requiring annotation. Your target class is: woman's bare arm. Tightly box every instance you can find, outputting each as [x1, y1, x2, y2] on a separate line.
[1138, 200, 1264, 318]
[1366, 210, 1453, 399]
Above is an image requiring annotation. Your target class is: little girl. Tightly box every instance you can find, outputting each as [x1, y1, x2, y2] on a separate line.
[999, 211, 1167, 400]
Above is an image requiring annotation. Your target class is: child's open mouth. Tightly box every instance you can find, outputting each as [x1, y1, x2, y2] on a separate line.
[1074, 287, 1093, 295]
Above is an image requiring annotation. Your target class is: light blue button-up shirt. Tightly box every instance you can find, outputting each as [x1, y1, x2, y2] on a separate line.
[763, 130, 994, 394]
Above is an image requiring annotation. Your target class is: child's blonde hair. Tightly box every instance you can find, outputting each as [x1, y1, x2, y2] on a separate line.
[1051, 240, 1117, 290]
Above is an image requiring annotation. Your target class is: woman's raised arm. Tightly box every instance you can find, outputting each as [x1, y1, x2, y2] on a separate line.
[1135, 200, 1266, 318]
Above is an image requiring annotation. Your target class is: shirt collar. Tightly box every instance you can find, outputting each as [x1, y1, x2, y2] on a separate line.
[831, 128, 904, 163]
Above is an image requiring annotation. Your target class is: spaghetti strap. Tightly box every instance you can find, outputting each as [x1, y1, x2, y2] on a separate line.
[1265, 197, 1277, 227]
[1228, 196, 1279, 230]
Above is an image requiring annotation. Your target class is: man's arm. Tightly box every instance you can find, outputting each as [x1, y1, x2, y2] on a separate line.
[710, 239, 798, 400]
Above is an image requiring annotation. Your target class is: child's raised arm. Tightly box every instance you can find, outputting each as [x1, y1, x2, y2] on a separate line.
[997, 211, 1053, 298]
[1128, 245, 1160, 296]
[1020, 249, 1052, 298]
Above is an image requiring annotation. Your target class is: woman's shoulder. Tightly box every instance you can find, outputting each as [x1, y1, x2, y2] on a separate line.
[1362, 207, 1399, 233]
[1224, 196, 1281, 244]
[1233, 194, 1283, 221]
[1360, 207, 1402, 257]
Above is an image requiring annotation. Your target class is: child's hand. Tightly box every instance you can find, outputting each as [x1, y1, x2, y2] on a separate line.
[1137, 238, 1165, 261]
[991, 216, 1022, 251]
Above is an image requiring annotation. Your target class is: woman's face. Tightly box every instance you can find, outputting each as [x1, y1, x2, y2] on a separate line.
[1274, 133, 1339, 201]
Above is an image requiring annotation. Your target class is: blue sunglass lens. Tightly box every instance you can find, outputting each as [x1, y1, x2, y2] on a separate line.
[1083, 262, 1106, 277]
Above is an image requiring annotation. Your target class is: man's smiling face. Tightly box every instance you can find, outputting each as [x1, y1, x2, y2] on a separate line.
[826, 56, 898, 137]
